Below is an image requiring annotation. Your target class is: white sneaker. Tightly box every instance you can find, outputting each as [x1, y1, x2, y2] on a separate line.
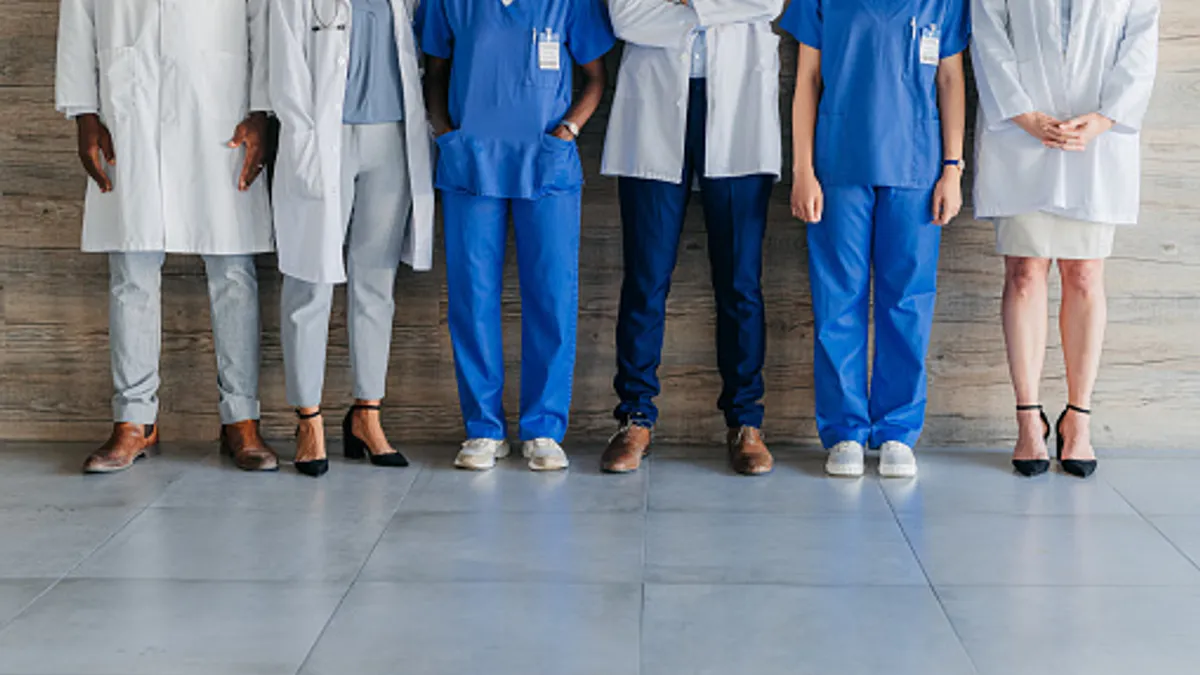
[879, 441, 918, 478]
[825, 440, 866, 477]
[454, 438, 510, 471]
[523, 438, 569, 472]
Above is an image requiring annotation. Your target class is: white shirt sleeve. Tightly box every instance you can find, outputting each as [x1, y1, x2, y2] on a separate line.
[969, 0, 1036, 128]
[1099, 0, 1160, 133]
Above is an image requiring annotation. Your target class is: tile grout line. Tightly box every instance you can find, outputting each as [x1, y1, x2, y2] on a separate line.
[1101, 474, 1200, 575]
[638, 453, 651, 675]
[0, 451, 211, 637]
[292, 458, 427, 675]
[882, 476, 984, 675]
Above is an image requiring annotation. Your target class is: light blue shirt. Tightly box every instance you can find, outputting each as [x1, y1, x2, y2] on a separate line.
[691, 30, 707, 78]
[343, 0, 405, 125]
[1061, 0, 1072, 53]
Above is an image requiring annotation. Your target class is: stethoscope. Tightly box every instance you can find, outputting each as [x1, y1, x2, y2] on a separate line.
[312, 0, 348, 32]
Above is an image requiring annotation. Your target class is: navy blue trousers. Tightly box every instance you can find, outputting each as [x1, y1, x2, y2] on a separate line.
[614, 79, 772, 429]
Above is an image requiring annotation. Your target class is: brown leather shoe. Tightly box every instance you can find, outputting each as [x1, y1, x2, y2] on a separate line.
[601, 425, 652, 474]
[220, 420, 279, 472]
[83, 423, 160, 474]
[728, 426, 774, 476]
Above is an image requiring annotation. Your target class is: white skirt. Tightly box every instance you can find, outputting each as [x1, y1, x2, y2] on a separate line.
[994, 211, 1117, 260]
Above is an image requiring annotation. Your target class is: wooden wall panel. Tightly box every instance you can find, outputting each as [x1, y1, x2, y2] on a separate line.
[1, 1, 1197, 450]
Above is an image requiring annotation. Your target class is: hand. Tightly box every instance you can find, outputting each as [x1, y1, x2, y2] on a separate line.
[791, 169, 823, 223]
[551, 124, 576, 141]
[76, 113, 115, 193]
[228, 112, 269, 191]
[1012, 111, 1075, 149]
[1058, 113, 1115, 152]
[932, 169, 963, 226]
[431, 117, 455, 138]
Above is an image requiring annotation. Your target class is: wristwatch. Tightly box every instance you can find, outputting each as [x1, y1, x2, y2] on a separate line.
[944, 158, 966, 172]
[559, 120, 581, 139]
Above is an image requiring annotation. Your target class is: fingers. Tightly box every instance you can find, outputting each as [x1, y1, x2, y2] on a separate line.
[238, 146, 265, 190]
[811, 192, 823, 224]
[932, 193, 947, 226]
[82, 146, 113, 193]
[99, 128, 116, 165]
[227, 123, 248, 149]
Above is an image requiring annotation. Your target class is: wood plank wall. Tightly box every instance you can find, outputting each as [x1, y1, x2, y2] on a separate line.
[1, 1, 1197, 449]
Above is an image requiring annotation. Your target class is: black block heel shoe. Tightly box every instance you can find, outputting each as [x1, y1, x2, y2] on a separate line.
[343, 404, 409, 467]
[1056, 404, 1098, 478]
[1013, 404, 1051, 477]
[294, 409, 329, 478]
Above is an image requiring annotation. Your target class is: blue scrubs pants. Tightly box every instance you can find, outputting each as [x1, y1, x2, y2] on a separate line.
[443, 191, 581, 443]
[614, 79, 771, 430]
[809, 185, 942, 449]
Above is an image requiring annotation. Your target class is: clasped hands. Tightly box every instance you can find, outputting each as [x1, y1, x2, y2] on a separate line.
[1014, 111, 1114, 152]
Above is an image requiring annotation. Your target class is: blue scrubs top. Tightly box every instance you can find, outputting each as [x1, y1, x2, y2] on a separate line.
[780, 0, 969, 189]
[416, 0, 616, 199]
[344, 0, 406, 125]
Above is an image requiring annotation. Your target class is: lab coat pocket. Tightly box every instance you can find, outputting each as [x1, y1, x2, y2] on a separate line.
[201, 53, 252, 122]
[97, 47, 138, 123]
[282, 129, 325, 200]
[537, 134, 583, 195]
[753, 30, 781, 72]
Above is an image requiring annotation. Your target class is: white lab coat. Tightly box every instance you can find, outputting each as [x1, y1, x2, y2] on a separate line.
[971, 0, 1160, 225]
[602, 0, 784, 183]
[55, 0, 274, 255]
[269, 0, 435, 284]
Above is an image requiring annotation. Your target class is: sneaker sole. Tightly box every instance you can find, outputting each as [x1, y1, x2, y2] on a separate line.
[879, 465, 917, 478]
[826, 463, 865, 477]
[528, 459, 569, 472]
[454, 457, 496, 471]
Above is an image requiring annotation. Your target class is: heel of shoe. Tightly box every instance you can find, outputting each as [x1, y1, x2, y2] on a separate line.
[1056, 404, 1097, 478]
[342, 412, 368, 460]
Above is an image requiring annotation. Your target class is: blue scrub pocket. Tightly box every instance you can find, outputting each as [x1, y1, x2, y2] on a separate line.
[526, 34, 563, 89]
[536, 135, 583, 195]
[434, 130, 479, 194]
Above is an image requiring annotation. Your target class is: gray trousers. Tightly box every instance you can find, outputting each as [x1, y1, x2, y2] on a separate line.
[281, 122, 411, 408]
[109, 252, 261, 425]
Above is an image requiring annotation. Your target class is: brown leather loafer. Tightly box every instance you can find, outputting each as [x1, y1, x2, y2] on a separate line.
[83, 423, 160, 474]
[728, 426, 774, 476]
[220, 420, 279, 472]
[601, 425, 652, 474]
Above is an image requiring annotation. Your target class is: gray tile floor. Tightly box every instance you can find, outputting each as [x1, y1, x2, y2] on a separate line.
[1, 441, 1199, 675]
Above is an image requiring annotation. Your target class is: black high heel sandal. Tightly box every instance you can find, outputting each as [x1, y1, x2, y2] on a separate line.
[1056, 404, 1098, 478]
[343, 404, 409, 467]
[294, 409, 329, 478]
[1013, 404, 1051, 477]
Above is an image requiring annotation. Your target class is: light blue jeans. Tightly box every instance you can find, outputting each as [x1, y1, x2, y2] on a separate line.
[109, 252, 262, 425]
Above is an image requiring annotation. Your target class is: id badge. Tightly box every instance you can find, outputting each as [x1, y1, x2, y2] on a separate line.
[919, 25, 940, 66]
[538, 30, 561, 71]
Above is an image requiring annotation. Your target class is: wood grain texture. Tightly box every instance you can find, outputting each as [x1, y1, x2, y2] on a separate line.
[1, 1, 1197, 450]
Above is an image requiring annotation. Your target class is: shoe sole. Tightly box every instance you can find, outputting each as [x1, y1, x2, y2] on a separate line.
[879, 466, 917, 478]
[455, 457, 496, 471]
[528, 459, 569, 472]
[825, 456, 865, 477]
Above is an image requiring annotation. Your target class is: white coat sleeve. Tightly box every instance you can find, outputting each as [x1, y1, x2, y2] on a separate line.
[689, 0, 784, 27]
[55, 0, 99, 115]
[249, 0, 270, 112]
[268, 0, 314, 130]
[608, 0, 698, 48]
[1099, 0, 1159, 133]
[970, 0, 1035, 129]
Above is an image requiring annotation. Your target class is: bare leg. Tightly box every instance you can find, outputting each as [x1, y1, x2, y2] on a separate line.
[350, 399, 398, 455]
[295, 407, 327, 462]
[1003, 257, 1052, 461]
[1058, 259, 1106, 461]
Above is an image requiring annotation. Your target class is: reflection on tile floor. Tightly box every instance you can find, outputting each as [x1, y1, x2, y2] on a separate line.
[0, 443, 1198, 674]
